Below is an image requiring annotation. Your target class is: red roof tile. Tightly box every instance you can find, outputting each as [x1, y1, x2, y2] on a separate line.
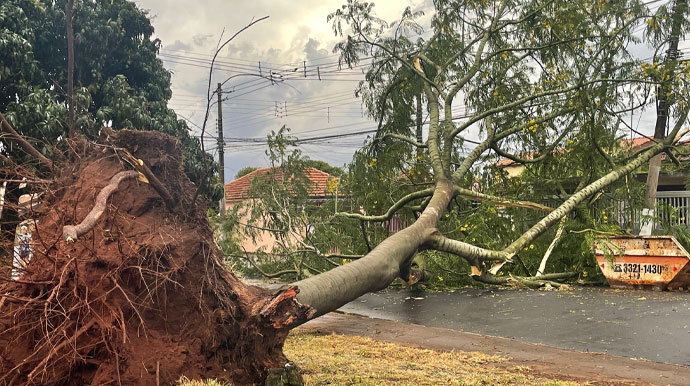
[225, 166, 338, 203]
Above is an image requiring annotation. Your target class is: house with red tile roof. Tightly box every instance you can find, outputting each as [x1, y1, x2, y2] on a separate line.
[224, 166, 339, 254]
[225, 166, 337, 205]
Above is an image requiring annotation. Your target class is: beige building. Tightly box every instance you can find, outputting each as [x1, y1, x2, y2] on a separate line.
[224, 167, 338, 254]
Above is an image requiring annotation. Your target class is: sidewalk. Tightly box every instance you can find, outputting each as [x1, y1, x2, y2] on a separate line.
[300, 312, 690, 386]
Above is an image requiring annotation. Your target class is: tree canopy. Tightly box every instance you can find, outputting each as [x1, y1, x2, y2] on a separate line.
[0, 0, 221, 203]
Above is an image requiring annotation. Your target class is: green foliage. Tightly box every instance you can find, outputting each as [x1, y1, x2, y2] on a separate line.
[304, 159, 344, 177]
[218, 127, 355, 280]
[235, 166, 259, 179]
[216, 0, 690, 288]
[0, 0, 221, 203]
[318, 0, 689, 287]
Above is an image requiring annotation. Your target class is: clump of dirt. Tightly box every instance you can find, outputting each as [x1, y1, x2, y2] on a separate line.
[0, 130, 310, 385]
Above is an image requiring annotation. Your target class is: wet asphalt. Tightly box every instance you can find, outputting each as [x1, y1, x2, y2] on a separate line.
[339, 287, 690, 366]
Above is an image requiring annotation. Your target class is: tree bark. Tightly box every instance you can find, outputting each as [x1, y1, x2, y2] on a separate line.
[293, 179, 454, 321]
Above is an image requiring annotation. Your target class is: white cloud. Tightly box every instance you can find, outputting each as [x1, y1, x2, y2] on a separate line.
[135, 0, 423, 180]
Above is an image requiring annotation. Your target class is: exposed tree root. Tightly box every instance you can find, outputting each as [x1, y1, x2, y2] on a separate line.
[0, 130, 312, 385]
[61, 170, 139, 241]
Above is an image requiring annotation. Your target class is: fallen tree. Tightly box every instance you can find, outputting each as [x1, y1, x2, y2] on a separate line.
[3, 0, 690, 385]
[3, 120, 686, 384]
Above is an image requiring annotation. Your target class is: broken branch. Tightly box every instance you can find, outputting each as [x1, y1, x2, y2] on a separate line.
[536, 217, 566, 276]
[336, 187, 434, 222]
[455, 187, 554, 212]
[126, 155, 175, 209]
[0, 111, 52, 169]
[472, 272, 577, 286]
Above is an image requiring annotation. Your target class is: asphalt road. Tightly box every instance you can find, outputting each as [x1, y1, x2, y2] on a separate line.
[339, 287, 690, 366]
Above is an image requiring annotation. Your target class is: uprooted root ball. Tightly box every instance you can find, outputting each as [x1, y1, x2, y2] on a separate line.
[0, 130, 310, 386]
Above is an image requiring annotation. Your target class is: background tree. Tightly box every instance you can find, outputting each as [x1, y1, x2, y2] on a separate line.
[0, 0, 221, 201]
[218, 127, 356, 281]
[235, 166, 260, 179]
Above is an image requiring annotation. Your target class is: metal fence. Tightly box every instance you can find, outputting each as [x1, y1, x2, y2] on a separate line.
[542, 190, 690, 231]
[656, 191, 690, 227]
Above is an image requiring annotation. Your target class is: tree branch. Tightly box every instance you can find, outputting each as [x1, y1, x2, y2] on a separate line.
[336, 187, 434, 222]
[0, 112, 53, 169]
[234, 253, 298, 279]
[375, 133, 427, 148]
[359, 220, 372, 251]
[492, 145, 549, 164]
[472, 272, 577, 286]
[455, 187, 554, 212]
[449, 80, 654, 140]
[425, 234, 511, 262]
[503, 113, 690, 255]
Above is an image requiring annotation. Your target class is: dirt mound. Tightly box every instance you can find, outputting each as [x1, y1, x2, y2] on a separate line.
[0, 130, 309, 385]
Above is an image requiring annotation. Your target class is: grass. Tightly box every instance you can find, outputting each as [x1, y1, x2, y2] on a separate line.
[180, 329, 580, 386]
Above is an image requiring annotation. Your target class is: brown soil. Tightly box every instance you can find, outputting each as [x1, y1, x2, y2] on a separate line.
[301, 312, 690, 386]
[0, 130, 309, 385]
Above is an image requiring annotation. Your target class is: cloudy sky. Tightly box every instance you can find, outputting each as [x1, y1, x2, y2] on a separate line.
[134, 0, 427, 181]
[133, 0, 678, 183]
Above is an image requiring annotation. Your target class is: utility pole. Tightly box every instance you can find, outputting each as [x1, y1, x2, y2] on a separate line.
[640, 0, 686, 235]
[217, 83, 226, 215]
[66, 0, 75, 136]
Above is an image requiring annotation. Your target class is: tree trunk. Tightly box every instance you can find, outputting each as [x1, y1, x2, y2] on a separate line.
[293, 179, 453, 319]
